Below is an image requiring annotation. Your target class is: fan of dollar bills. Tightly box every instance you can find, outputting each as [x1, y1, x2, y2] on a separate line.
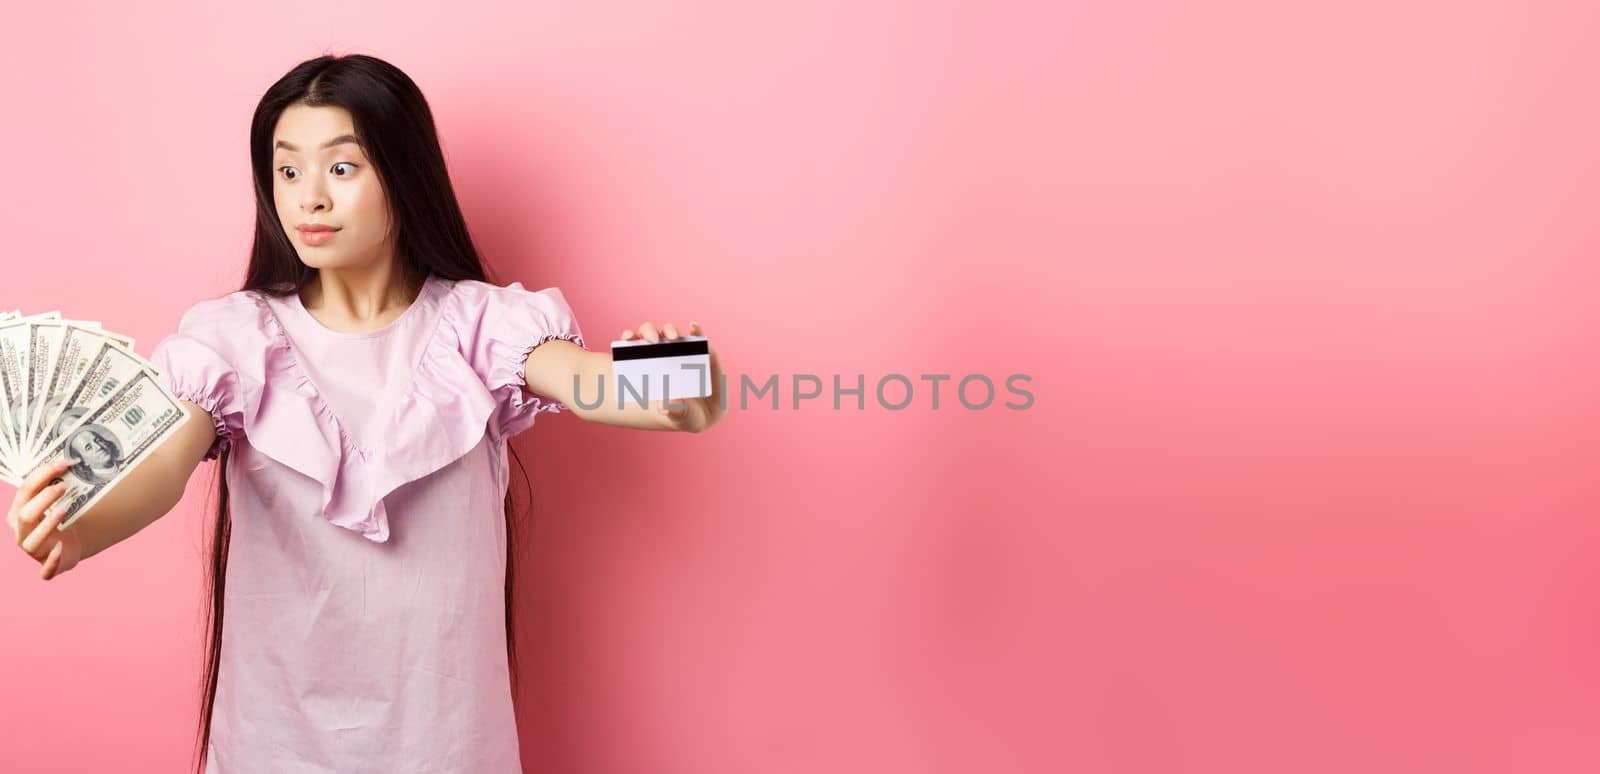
[0, 310, 192, 532]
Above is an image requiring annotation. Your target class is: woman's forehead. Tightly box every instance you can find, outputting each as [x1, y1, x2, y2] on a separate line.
[273, 105, 362, 152]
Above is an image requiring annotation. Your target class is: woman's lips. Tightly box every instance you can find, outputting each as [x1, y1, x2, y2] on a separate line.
[298, 227, 339, 246]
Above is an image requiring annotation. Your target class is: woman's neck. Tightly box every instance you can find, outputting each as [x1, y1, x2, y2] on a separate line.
[300, 264, 423, 330]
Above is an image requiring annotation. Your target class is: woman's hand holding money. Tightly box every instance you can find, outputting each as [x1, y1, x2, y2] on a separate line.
[8, 457, 82, 581]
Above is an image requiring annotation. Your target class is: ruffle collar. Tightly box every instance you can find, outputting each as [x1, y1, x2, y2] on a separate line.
[237, 274, 497, 543]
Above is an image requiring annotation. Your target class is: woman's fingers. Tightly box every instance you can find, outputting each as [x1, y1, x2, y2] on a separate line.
[40, 541, 64, 581]
[11, 458, 68, 518]
[20, 485, 68, 556]
[39, 526, 81, 581]
[41, 534, 80, 582]
[4, 448, 81, 580]
[621, 322, 692, 344]
[15, 476, 67, 548]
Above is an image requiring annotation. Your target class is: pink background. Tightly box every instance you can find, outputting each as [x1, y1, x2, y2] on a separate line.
[2, 1, 1596, 772]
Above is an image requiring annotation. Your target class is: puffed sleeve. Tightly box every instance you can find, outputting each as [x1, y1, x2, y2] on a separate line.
[449, 280, 590, 441]
[148, 299, 248, 461]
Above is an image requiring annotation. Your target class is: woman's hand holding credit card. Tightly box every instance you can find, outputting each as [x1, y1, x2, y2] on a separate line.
[613, 321, 725, 433]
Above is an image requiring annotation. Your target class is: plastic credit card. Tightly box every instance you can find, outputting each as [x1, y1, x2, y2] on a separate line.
[609, 334, 713, 402]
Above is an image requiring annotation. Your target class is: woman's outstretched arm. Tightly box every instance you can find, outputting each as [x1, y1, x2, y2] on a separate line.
[10, 399, 218, 580]
[523, 320, 726, 433]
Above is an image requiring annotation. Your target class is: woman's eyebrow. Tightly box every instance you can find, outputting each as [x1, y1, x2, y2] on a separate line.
[274, 134, 363, 153]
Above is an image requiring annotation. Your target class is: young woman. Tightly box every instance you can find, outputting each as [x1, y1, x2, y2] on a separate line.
[7, 54, 726, 773]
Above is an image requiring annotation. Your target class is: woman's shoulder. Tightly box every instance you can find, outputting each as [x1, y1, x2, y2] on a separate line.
[178, 289, 261, 324]
[438, 277, 575, 325]
[164, 288, 285, 355]
[443, 276, 561, 303]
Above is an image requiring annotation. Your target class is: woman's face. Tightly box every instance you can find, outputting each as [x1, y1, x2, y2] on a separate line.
[271, 103, 395, 271]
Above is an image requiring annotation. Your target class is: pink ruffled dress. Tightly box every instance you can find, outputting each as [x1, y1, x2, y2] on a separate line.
[148, 273, 587, 773]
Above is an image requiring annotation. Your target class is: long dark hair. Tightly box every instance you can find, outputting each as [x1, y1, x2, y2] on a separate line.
[192, 54, 533, 774]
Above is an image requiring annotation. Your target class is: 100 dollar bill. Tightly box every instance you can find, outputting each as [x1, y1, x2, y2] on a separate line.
[23, 320, 126, 460]
[29, 339, 159, 467]
[0, 312, 62, 465]
[24, 369, 191, 532]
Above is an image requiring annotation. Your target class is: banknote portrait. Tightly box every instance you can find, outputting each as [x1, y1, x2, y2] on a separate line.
[65, 422, 125, 484]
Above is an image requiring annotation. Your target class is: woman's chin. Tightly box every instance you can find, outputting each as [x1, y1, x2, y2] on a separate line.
[298, 252, 378, 272]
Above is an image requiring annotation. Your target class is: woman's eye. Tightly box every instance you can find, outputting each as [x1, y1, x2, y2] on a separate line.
[275, 163, 356, 181]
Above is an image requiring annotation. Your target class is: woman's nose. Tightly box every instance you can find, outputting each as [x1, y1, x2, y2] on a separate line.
[301, 182, 331, 212]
